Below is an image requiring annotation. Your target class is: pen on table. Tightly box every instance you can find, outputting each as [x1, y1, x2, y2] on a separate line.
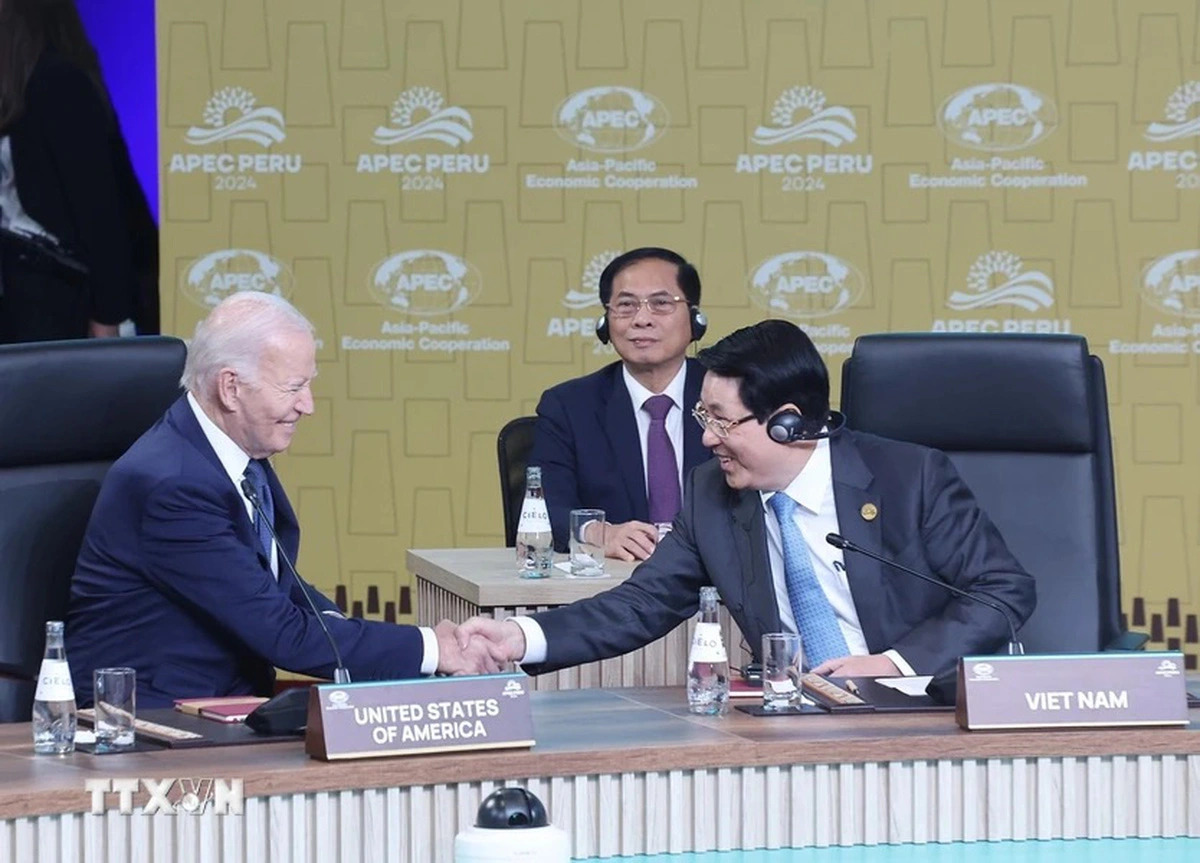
[843, 679, 860, 695]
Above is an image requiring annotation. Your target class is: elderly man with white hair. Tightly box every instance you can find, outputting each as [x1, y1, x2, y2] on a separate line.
[66, 291, 489, 707]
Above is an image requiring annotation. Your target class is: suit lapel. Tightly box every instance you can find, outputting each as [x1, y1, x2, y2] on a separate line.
[681, 358, 709, 472]
[170, 396, 300, 587]
[169, 399, 270, 562]
[729, 486, 781, 640]
[830, 433, 888, 652]
[264, 460, 301, 568]
[604, 370, 648, 520]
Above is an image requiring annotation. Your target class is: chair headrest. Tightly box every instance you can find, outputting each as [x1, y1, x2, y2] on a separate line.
[0, 337, 186, 467]
[841, 334, 1098, 452]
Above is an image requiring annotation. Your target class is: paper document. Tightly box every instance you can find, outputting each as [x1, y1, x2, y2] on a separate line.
[874, 675, 933, 697]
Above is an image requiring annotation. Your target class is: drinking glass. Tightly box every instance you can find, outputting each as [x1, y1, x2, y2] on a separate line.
[93, 667, 136, 752]
[569, 509, 606, 577]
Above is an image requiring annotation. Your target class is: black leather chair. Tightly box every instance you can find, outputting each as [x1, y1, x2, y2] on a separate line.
[0, 336, 186, 721]
[497, 416, 537, 547]
[840, 333, 1139, 655]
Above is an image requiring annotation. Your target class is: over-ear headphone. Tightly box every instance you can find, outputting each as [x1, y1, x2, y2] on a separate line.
[595, 305, 707, 345]
[767, 409, 847, 443]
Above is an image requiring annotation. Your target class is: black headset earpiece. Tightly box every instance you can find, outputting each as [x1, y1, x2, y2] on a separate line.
[689, 306, 707, 342]
[767, 410, 807, 443]
[767, 409, 847, 443]
[595, 312, 610, 344]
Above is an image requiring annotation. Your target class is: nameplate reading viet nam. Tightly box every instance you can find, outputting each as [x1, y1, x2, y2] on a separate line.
[305, 673, 535, 761]
[956, 651, 1188, 731]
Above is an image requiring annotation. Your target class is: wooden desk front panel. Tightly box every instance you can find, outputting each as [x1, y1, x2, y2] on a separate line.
[2, 690, 1200, 861]
[5, 750, 1200, 861]
[418, 578, 752, 690]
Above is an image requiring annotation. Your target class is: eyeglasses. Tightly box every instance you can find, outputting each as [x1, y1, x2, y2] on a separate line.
[606, 294, 688, 318]
[692, 401, 756, 439]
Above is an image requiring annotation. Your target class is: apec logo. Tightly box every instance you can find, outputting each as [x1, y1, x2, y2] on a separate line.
[170, 87, 301, 182]
[748, 251, 865, 320]
[546, 251, 617, 341]
[969, 663, 997, 682]
[1142, 250, 1200, 318]
[325, 689, 353, 710]
[1155, 658, 1182, 678]
[1145, 82, 1200, 142]
[752, 86, 857, 147]
[934, 252, 1067, 334]
[948, 251, 1054, 312]
[562, 250, 618, 311]
[355, 86, 489, 179]
[554, 86, 669, 153]
[938, 83, 1057, 152]
[735, 86, 871, 183]
[185, 86, 286, 147]
[372, 86, 473, 147]
[1128, 82, 1200, 174]
[180, 249, 294, 308]
[368, 250, 482, 316]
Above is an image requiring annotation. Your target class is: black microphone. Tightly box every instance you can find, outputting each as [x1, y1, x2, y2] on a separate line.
[825, 532, 1024, 657]
[242, 476, 351, 685]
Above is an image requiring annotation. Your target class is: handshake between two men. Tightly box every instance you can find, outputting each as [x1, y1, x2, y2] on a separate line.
[432, 618, 527, 675]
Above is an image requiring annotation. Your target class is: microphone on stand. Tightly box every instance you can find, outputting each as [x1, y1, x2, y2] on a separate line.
[825, 532, 1024, 657]
[242, 477, 351, 686]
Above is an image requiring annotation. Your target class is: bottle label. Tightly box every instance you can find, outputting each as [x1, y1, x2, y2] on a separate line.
[516, 497, 550, 534]
[34, 659, 75, 701]
[689, 622, 728, 664]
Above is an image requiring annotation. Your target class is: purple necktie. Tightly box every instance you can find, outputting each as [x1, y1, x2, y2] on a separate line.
[644, 394, 681, 523]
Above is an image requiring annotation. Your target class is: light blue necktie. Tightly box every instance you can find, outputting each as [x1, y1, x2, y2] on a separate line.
[768, 492, 849, 667]
[243, 459, 275, 562]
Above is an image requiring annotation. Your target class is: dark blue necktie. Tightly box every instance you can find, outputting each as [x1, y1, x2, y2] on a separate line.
[243, 459, 275, 563]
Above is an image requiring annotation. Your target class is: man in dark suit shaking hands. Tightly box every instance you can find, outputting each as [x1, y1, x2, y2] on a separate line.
[530, 247, 712, 561]
[464, 320, 1036, 680]
[66, 291, 492, 707]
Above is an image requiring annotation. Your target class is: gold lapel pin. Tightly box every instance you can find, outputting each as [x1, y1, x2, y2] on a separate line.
[860, 502, 878, 521]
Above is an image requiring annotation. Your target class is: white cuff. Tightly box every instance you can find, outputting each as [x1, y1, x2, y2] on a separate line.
[509, 616, 547, 665]
[419, 626, 439, 675]
[883, 648, 915, 677]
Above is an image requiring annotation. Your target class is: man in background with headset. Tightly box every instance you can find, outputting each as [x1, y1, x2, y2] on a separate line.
[463, 320, 1035, 679]
[529, 246, 712, 561]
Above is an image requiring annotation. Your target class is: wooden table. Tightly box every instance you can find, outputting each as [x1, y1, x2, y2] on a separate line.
[409, 547, 751, 689]
[2, 688, 1199, 862]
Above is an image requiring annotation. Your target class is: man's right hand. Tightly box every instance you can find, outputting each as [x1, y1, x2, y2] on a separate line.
[596, 520, 659, 562]
[457, 616, 527, 665]
[434, 619, 501, 675]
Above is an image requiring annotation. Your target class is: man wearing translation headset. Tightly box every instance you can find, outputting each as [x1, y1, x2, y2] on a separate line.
[528, 247, 713, 561]
[465, 319, 1036, 680]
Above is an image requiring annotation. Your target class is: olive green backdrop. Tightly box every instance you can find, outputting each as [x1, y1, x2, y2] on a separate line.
[157, 0, 1200, 666]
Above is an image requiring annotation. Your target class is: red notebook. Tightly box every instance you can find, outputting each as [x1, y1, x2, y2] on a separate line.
[174, 696, 268, 723]
[729, 678, 763, 699]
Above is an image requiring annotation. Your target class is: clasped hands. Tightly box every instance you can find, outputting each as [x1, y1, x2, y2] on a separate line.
[432, 618, 528, 676]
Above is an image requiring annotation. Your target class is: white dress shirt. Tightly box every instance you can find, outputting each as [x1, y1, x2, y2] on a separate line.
[186, 394, 439, 674]
[513, 437, 914, 675]
[622, 362, 687, 500]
